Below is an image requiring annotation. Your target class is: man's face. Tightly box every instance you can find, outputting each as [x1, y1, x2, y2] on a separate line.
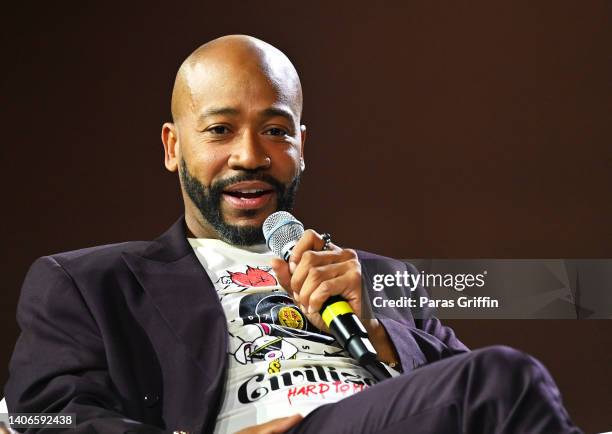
[166, 59, 305, 245]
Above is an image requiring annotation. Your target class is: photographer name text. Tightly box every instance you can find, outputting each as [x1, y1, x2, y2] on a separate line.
[372, 295, 499, 309]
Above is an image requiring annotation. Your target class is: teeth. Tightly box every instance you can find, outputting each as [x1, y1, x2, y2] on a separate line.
[234, 189, 264, 194]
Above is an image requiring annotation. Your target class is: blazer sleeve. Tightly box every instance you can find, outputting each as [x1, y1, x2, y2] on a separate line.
[366, 260, 469, 371]
[4, 256, 165, 434]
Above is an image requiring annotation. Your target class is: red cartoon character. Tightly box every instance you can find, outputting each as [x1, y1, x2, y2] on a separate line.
[219, 266, 277, 289]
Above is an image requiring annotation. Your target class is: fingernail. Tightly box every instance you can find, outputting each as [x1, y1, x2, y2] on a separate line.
[308, 306, 315, 314]
[289, 261, 296, 273]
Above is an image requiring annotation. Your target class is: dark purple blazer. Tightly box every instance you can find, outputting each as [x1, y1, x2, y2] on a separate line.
[4, 217, 468, 433]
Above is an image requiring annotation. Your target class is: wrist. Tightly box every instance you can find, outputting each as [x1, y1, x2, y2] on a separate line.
[364, 318, 401, 367]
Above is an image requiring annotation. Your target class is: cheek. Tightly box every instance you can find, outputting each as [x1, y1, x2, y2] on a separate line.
[272, 146, 302, 175]
[188, 148, 228, 185]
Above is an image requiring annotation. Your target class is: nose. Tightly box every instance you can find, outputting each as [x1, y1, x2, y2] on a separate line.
[228, 130, 271, 171]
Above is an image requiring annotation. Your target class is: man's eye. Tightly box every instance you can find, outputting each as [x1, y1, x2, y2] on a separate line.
[207, 125, 230, 134]
[264, 127, 288, 137]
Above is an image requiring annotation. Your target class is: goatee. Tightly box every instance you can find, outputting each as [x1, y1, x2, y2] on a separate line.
[180, 158, 301, 246]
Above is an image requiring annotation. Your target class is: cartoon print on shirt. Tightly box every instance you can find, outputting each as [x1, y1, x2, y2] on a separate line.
[238, 292, 321, 333]
[229, 323, 346, 366]
[217, 266, 277, 291]
[230, 324, 293, 364]
[226, 292, 347, 366]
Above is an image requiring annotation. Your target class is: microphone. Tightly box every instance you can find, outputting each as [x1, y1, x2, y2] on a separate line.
[263, 211, 391, 381]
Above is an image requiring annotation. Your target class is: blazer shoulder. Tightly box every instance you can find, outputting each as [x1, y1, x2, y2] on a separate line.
[355, 249, 395, 262]
[42, 240, 153, 277]
[355, 249, 418, 273]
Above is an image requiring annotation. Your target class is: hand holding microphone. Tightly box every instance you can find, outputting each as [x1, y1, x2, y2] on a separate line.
[264, 212, 393, 380]
[271, 229, 362, 332]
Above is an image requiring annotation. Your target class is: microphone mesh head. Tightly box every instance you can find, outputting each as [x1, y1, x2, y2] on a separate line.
[262, 211, 304, 258]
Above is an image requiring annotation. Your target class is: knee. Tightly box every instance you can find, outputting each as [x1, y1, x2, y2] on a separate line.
[477, 345, 532, 364]
[473, 345, 543, 381]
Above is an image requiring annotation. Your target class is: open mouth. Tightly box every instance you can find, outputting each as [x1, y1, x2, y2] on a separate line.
[222, 182, 276, 210]
[223, 189, 274, 199]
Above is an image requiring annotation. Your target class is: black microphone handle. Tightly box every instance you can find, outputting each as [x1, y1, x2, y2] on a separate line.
[318, 296, 392, 382]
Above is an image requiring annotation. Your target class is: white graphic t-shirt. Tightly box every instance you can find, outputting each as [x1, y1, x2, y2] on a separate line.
[188, 238, 377, 434]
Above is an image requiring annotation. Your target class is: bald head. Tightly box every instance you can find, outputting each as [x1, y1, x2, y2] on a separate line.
[170, 35, 303, 123]
[160, 35, 307, 243]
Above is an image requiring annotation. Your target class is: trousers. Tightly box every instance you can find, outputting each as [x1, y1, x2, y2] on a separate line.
[287, 346, 582, 434]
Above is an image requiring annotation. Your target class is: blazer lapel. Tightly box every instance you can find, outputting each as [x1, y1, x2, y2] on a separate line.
[121, 216, 228, 379]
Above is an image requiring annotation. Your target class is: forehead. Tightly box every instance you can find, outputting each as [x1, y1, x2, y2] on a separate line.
[184, 60, 301, 120]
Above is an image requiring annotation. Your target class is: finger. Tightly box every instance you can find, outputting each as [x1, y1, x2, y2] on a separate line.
[307, 271, 362, 315]
[288, 230, 323, 273]
[265, 413, 304, 433]
[290, 249, 356, 294]
[297, 260, 360, 313]
[311, 273, 362, 315]
[291, 261, 349, 312]
[288, 230, 341, 271]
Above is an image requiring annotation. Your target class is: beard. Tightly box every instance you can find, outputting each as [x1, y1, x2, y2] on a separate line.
[180, 158, 301, 246]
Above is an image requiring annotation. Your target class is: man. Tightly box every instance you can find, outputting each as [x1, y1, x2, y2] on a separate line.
[5, 35, 581, 434]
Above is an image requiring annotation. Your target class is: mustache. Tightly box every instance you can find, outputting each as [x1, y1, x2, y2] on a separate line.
[209, 172, 288, 195]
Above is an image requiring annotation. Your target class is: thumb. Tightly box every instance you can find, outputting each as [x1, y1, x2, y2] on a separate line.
[270, 258, 292, 293]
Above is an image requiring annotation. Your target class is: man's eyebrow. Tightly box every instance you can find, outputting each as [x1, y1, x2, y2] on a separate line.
[261, 107, 296, 123]
[197, 107, 296, 123]
[198, 107, 240, 121]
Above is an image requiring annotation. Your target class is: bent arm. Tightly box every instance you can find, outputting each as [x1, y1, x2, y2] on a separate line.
[4, 256, 164, 434]
[361, 257, 469, 372]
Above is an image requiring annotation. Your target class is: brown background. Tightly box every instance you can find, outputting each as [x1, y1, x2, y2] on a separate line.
[1, 1, 611, 432]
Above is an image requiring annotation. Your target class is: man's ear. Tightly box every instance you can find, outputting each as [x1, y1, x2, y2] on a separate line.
[299, 124, 307, 171]
[161, 122, 179, 172]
